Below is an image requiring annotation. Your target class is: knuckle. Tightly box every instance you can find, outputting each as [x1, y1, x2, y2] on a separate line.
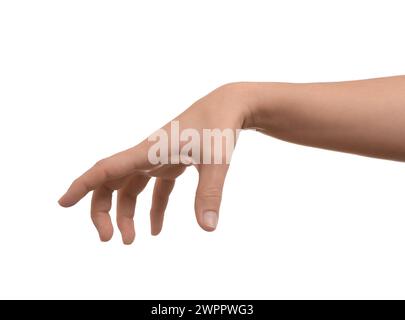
[94, 159, 106, 169]
[154, 193, 169, 203]
[94, 159, 111, 179]
[196, 187, 222, 202]
[73, 177, 91, 192]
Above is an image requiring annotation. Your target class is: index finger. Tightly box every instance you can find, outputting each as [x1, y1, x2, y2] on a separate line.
[58, 143, 152, 207]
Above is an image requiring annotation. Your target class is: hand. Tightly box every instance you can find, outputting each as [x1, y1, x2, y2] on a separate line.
[59, 76, 405, 245]
[58, 83, 250, 244]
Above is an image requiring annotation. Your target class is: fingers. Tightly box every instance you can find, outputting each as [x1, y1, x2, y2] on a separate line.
[116, 175, 150, 245]
[194, 164, 229, 232]
[58, 144, 151, 208]
[150, 178, 175, 236]
[91, 185, 114, 242]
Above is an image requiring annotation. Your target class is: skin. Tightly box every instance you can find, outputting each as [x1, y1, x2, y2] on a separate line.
[59, 76, 405, 244]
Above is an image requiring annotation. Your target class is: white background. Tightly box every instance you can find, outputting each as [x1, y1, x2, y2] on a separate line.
[0, 0, 405, 299]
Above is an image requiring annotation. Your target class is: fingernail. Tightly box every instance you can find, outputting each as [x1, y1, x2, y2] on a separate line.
[203, 211, 218, 230]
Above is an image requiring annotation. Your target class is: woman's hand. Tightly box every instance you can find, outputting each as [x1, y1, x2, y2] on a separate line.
[59, 76, 405, 244]
[58, 83, 251, 244]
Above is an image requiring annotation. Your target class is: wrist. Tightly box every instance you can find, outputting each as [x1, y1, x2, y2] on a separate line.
[216, 82, 261, 129]
[220, 82, 292, 130]
[212, 81, 294, 134]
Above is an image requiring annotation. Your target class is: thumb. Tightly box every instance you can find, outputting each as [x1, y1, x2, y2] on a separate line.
[195, 164, 229, 231]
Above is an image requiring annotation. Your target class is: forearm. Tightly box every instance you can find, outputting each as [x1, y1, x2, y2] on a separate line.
[238, 76, 405, 162]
